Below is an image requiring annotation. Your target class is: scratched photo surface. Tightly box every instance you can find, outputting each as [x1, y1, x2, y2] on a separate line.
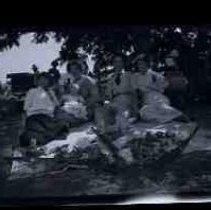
[0, 26, 210, 204]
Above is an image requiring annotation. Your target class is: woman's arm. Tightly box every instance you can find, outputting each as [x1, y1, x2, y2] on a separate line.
[150, 70, 168, 93]
[47, 88, 60, 107]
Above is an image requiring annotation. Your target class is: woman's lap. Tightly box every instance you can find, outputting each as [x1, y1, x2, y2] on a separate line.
[20, 114, 67, 147]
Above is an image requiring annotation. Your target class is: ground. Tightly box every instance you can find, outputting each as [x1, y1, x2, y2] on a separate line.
[1, 102, 211, 201]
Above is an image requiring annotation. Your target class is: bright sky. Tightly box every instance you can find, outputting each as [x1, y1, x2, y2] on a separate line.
[0, 33, 65, 83]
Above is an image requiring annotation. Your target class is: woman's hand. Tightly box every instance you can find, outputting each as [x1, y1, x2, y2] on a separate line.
[77, 96, 85, 104]
[70, 83, 80, 95]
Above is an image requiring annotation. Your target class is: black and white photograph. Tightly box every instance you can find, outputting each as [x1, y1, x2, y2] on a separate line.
[0, 25, 211, 204]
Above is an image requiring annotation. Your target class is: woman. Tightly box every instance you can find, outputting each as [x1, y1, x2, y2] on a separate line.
[131, 53, 185, 123]
[20, 72, 68, 147]
[104, 53, 138, 134]
[58, 60, 98, 122]
[163, 51, 188, 110]
[106, 53, 137, 116]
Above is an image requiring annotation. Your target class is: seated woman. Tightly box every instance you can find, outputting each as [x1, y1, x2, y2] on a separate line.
[131, 53, 188, 123]
[59, 60, 98, 122]
[19, 72, 68, 147]
[163, 52, 188, 110]
[103, 53, 138, 134]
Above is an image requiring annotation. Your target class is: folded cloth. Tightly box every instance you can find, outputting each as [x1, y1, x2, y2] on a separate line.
[39, 123, 97, 157]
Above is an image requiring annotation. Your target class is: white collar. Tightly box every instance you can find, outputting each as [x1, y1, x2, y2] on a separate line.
[115, 69, 126, 74]
[121, 69, 126, 74]
[37, 86, 44, 91]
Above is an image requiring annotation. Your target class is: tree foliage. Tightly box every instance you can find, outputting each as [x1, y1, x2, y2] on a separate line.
[0, 26, 211, 68]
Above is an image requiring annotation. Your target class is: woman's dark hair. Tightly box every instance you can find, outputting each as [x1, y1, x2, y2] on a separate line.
[67, 60, 82, 73]
[130, 52, 150, 72]
[37, 72, 49, 80]
[111, 52, 130, 71]
[138, 54, 150, 64]
[51, 60, 59, 67]
[111, 52, 127, 64]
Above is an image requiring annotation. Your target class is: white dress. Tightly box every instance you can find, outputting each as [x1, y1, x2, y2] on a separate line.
[132, 69, 182, 123]
[106, 70, 137, 114]
[24, 87, 58, 117]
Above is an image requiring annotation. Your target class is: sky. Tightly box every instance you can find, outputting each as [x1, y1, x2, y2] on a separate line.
[0, 33, 65, 83]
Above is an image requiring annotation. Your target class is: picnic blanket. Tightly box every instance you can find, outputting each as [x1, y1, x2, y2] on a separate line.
[8, 120, 198, 180]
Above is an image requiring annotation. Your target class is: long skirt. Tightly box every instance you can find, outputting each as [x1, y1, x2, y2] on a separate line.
[19, 114, 68, 147]
[139, 91, 183, 123]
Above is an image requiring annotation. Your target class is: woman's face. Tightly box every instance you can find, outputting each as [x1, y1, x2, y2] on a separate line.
[165, 57, 175, 67]
[113, 56, 125, 71]
[68, 64, 81, 80]
[38, 77, 49, 89]
[137, 60, 148, 74]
